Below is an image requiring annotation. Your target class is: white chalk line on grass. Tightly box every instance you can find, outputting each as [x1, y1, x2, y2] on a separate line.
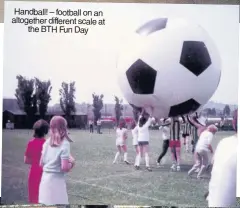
[2, 164, 191, 207]
[85, 172, 138, 182]
[68, 178, 177, 206]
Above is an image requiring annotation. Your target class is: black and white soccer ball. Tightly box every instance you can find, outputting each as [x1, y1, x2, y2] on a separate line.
[117, 18, 221, 118]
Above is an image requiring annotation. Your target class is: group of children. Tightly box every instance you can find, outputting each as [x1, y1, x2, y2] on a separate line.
[24, 108, 233, 206]
[113, 108, 155, 171]
[24, 116, 75, 206]
[113, 109, 218, 177]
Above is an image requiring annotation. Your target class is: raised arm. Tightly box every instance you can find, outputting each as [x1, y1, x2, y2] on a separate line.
[181, 115, 186, 123]
[187, 115, 202, 128]
[159, 120, 171, 127]
[132, 125, 138, 134]
[146, 116, 154, 127]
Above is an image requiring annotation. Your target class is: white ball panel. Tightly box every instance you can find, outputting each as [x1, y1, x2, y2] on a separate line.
[116, 18, 222, 118]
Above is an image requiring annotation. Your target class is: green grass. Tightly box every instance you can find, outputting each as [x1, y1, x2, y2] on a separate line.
[2, 129, 235, 206]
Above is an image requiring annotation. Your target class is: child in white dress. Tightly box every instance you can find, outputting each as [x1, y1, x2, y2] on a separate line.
[135, 109, 155, 171]
[113, 122, 130, 164]
[39, 116, 75, 206]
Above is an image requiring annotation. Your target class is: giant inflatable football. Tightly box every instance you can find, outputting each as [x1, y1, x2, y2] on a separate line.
[117, 18, 221, 118]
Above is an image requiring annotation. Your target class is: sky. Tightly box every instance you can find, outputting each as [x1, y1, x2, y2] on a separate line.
[1, 2, 239, 105]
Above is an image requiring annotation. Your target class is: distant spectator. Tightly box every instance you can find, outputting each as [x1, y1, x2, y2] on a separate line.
[89, 120, 94, 133]
[220, 118, 224, 131]
[6, 120, 14, 129]
[97, 119, 102, 134]
[24, 119, 49, 204]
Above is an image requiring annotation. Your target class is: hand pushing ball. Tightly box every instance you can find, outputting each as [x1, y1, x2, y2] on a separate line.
[117, 18, 221, 118]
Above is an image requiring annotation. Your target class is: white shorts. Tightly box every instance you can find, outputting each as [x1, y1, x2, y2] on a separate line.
[132, 138, 138, 146]
[116, 139, 125, 146]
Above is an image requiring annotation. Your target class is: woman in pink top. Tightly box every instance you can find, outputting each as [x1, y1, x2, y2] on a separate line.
[24, 119, 49, 204]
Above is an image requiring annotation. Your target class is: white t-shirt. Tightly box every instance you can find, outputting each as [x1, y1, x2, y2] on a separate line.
[195, 130, 213, 152]
[116, 127, 128, 146]
[208, 134, 237, 207]
[89, 121, 93, 125]
[137, 117, 154, 142]
[159, 126, 170, 140]
[131, 126, 138, 146]
[40, 138, 70, 173]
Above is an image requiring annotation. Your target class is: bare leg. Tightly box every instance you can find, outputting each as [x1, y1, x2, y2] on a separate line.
[135, 145, 143, 168]
[188, 152, 201, 175]
[122, 145, 130, 164]
[113, 146, 121, 164]
[185, 136, 190, 152]
[176, 147, 181, 166]
[134, 145, 139, 166]
[143, 144, 152, 171]
[197, 151, 209, 178]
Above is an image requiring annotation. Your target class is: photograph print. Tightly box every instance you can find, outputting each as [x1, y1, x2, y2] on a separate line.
[1, 1, 239, 207]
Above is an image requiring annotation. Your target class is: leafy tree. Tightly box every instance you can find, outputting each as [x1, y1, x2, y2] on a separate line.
[35, 78, 52, 119]
[114, 96, 123, 126]
[211, 108, 216, 116]
[92, 93, 104, 124]
[223, 104, 231, 116]
[15, 75, 37, 128]
[203, 108, 211, 116]
[59, 82, 76, 127]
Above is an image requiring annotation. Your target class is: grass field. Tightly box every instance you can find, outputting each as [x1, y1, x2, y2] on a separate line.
[2, 129, 235, 206]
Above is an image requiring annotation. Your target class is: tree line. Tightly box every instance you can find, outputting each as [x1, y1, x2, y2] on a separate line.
[204, 105, 232, 117]
[15, 75, 231, 129]
[14, 75, 136, 128]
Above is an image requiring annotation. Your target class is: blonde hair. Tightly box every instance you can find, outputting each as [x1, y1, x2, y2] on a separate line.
[49, 116, 72, 147]
[207, 124, 218, 133]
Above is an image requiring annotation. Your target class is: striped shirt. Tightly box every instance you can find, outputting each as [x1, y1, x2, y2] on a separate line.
[161, 118, 181, 140]
[187, 116, 202, 142]
[183, 122, 191, 134]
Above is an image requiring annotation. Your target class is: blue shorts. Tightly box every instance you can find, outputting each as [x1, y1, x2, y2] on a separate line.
[138, 141, 149, 146]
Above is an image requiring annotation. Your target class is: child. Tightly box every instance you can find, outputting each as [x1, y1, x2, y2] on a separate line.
[181, 116, 191, 152]
[39, 116, 75, 206]
[188, 124, 218, 179]
[131, 121, 139, 166]
[160, 116, 183, 171]
[135, 108, 155, 171]
[24, 119, 49, 204]
[89, 120, 94, 133]
[113, 122, 130, 164]
[187, 113, 206, 154]
[157, 118, 170, 166]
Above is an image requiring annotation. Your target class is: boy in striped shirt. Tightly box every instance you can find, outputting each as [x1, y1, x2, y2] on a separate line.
[160, 116, 183, 171]
[181, 116, 191, 152]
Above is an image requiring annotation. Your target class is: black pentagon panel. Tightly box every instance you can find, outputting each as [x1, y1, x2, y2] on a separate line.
[136, 18, 168, 36]
[180, 41, 211, 76]
[129, 103, 142, 111]
[168, 99, 201, 117]
[126, 59, 157, 94]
